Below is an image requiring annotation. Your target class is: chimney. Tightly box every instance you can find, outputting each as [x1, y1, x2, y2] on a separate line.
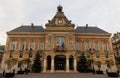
[86, 24, 88, 29]
[31, 23, 34, 28]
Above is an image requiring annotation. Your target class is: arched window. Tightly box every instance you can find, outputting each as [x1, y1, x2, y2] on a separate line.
[94, 41, 99, 50]
[69, 55, 74, 70]
[10, 40, 16, 50]
[76, 41, 81, 50]
[47, 56, 51, 70]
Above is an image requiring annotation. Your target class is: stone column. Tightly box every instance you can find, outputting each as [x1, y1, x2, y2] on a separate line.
[43, 58, 46, 72]
[74, 58, 77, 72]
[51, 57, 54, 72]
[66, 57, 69, 72]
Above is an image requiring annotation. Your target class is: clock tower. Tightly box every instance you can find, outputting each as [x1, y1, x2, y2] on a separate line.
[44, 6, 76, 72]
[45, 5, 75, 31]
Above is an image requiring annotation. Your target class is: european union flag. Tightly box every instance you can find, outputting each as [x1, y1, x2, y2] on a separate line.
[61, 42, 64, 49]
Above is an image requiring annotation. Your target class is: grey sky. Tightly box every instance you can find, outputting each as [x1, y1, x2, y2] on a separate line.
[0, 0, 120, 45]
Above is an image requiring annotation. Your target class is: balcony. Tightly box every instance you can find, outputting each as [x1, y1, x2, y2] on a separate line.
[19, 50, 24, 52]
[76, 50, 82, 52]
[9, 50, 14, 52]
[85, 48, 100, 53]
[104, 50, 109, 52]
[115, 56, 120, 60]
[54, 47, 67, 53]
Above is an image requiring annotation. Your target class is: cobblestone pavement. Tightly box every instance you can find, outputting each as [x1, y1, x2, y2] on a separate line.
[11, 72, 119, 78]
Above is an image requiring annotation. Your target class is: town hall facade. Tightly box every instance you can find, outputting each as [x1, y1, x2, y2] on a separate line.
[1, 5, 117, 72]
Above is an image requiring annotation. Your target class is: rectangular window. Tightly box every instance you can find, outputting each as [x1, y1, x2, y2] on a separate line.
[56, 37, 64, 47]
[105, 54, 109, 58]
[94, 41, 98, 50]
[103, 42, 107, 51]
[76, 41, 81, 50]
[19, 53, 23, 58]
[39, 41, 44, 50]
[10, 41, 16, 50]
[20, 41, 24, 50]
[87, 54, 90, 58]
[96, 54, 99, 58]
[29, 53, 32, 58]
[86, 41, 90, 50]
[30, 41, 34, 50]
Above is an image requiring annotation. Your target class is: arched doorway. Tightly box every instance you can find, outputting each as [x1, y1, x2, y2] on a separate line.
[54, 55, 66, 70]
[69, 55, 74, 70]
[47, 56, 51, 70]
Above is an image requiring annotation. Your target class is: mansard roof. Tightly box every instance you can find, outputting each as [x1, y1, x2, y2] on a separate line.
[9, 25, 109, 34]
[75, 26, 109, 34]
[9, 25, 44, 32]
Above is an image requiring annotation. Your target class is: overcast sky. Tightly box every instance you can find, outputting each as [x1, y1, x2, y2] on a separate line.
[0, 0, 120, 45]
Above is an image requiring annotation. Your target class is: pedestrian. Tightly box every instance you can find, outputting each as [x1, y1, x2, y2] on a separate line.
[13, 69, 15, 75]
[92, 66, 95, 75]
[25, 67, 28, 75]
[93, 69, 95, 75]
[106, 69, 108, 74]
[116, 70, 119, 76]
[3, 70, 5, 76]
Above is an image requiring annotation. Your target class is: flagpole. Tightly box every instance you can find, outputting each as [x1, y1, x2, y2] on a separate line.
[59, 0, 60, 5]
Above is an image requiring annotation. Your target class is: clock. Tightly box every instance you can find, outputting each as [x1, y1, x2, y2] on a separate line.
[58, 19, 63, 24]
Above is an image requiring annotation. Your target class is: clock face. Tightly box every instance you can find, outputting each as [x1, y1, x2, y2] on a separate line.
[58, 19, 63, 24]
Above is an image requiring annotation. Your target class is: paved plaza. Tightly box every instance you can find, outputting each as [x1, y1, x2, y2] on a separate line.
[10, 72, 119, 78]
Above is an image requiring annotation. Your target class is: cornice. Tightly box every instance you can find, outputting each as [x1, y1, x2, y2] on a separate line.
[7, 32, 45, 35]
[45, 23, 75, 27]
[75, 33, 111, 36]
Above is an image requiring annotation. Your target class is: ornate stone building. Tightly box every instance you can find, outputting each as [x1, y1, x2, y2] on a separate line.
[1, 5, 117, 72]
[112, 32, 120, 72]
[0, 45, 5, 68]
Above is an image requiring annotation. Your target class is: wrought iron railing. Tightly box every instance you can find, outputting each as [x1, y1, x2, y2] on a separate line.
[54, 47, 67, 52]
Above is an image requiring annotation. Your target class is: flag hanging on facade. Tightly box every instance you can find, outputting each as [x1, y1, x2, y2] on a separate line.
[61, 42, 64, 49]
[57, 42, 60, 48]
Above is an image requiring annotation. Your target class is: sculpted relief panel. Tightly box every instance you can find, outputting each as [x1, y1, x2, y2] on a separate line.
[45, 34, 55, 50]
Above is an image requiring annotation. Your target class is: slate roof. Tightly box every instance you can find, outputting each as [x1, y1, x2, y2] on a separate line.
[9, 25, 109, 34]
[75, 26, 109, 34]
[9, 26, 45, 32]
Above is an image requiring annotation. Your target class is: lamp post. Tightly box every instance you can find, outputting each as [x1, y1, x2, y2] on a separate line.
[26, 48, 32, 69]
[37, 50, 42, 57]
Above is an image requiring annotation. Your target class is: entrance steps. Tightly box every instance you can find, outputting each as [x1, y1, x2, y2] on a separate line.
[42, 70, 78, 73]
